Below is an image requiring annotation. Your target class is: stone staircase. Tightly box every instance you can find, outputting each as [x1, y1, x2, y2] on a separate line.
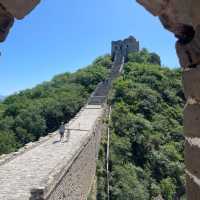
[88, 57, 124, 105]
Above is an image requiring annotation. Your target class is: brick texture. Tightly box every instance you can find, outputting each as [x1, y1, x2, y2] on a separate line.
[186, 171, 200, 200]
[184, 103, 200, 137]
[183, 68, 200, 100]
[185, 138, 200, 180]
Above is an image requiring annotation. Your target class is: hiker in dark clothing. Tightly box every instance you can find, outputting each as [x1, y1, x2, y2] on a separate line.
[59, 122, 65, 142]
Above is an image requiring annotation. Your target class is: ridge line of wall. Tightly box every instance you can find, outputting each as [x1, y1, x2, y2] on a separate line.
[30, 106, 107, 200]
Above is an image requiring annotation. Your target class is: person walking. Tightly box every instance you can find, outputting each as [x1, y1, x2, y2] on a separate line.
[59, 122, 65, 142]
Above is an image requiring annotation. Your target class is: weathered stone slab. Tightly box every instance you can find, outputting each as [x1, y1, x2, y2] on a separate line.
[136, 0, 200, 199]
[176, 25, 200, 68]
[183, 68, 200, 100]
[0, 5, 14, 42]
[136, 0, 168, 16]
[176, 41, 191, 68]
[111, 36, 139, 62]
[185, 138, 200, 180]
[0, 0, 40, 19]
[190, 1, 200, 28]
[137, 0, 192, 34]
[184, 103, 200, 137]
[186, 171, 200, 200]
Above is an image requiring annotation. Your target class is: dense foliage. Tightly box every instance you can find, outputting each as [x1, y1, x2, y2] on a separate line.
[97, 49, 185, 200]
[0, 48, 185, 199]
[0, 55, 111, 155]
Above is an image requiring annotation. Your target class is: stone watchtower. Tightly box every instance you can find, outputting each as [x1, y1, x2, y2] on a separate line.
[111, 36, 139, 62]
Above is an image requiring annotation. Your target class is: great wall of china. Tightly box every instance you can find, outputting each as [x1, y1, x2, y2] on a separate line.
[0, 104, 105, 200]
[1, 1, 200, 199]
[0, 36, 139, 199]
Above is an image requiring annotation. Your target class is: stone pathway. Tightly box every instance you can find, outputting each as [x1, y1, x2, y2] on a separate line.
[0, 105, 103, 200]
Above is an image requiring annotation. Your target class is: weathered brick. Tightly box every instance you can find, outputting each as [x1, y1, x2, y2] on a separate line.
[176, 25, 200, 68]
[184, 103, 200, 137]
[0, 0, 40, 19]
[185, 138, 200, 180]
[0, 5, 14, 42]
[136, 0, 168, 16]
[183, 68, 200, 100]
[190, 1, 200, 28]
[186, 171, 200, 200]
[176, 41, 191, 68]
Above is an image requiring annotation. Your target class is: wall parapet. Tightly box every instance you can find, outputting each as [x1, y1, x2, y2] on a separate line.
[0, 107, 85, 167]
[0, 105, 106, 200]
[30, 107, 107, 200]
[0, 38, 124, 200]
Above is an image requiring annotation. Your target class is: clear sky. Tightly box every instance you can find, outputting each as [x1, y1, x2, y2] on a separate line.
[0, 0, 179, 96]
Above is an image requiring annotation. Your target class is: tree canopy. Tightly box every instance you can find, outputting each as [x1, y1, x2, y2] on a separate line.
[0, 49, 185, 199]
[0, 55, 111, 154]
[97, 50, 185, 200]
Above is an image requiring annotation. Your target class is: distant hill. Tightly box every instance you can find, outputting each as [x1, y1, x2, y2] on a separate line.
[0, 95, 5, 101]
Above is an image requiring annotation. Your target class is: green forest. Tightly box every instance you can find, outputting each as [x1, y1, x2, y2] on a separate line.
[0, 55, 111, 154]
[97, 50, 185, 200]
[0, 48, 185, 200]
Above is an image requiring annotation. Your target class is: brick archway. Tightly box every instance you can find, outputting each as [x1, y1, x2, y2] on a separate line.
[136, 1, 200, 199]
[0, 0, 200, 199]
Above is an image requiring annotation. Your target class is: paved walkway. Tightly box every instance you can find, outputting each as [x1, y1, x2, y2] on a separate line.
[0, 105, 103, 200]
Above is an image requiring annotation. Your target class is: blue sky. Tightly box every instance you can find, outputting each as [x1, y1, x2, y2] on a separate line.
[0, 0, 179, 96]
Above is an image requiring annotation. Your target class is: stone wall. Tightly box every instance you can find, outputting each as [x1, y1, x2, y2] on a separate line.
[111, 36, 139, 62]
[0, 105, 106, 200]
[29, 42, 124, 199]
[0, 0, 40, 41]
[88, 55, 124, 105]
[0, 37, 124, 200]
[136, 1, 200, 199]
[30, 110, 106, 200]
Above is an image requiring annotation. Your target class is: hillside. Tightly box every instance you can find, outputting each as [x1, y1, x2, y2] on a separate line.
[0, 49, 185, 199]
[97, 50, 185, 200]
[0, 55, 112, 155]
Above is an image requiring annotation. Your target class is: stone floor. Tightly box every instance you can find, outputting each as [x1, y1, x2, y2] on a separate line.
[0, 105, 103, 200]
